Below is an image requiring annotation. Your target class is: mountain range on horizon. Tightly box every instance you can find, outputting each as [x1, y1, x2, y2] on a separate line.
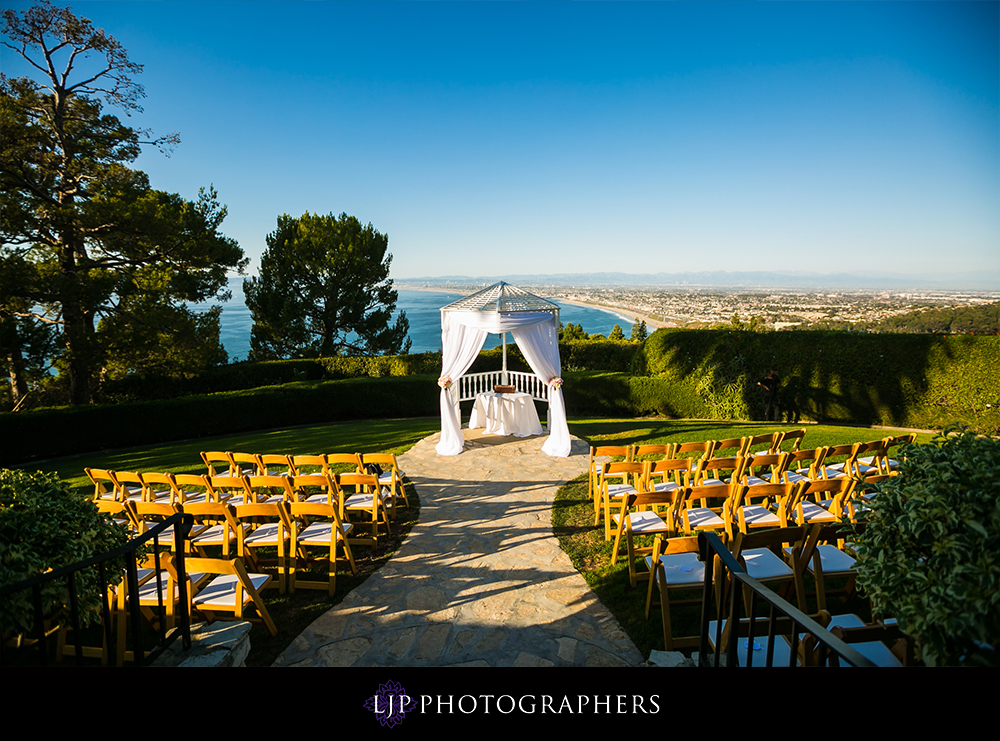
[396, 270, 1000, 292]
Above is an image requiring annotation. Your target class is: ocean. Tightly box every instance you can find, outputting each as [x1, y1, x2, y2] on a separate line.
[195, 279, 635, 362]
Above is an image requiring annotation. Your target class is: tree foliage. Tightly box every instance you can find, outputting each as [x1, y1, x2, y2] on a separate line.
[559, 322, 589, 342]
[629, 319, 648, 341]
[608, 324, 626, 342]
[245, 212, 411, 359]
[1, 1, 244, 406]
[852, 428, 1000, 666]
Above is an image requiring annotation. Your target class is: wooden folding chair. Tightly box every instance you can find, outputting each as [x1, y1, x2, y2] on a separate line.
[743, 451, 791, 486]
[598, 461, 644, 540]
[709, 436, 749, 459]
[361, 452, 409, 511]
[730, 480, 806, 534]
[258, 454, 294, 477]
[782, 446, 829, 483]
[644, 534, 714, 651]
[729, 525, 811, 612]
[173, 474, 225, 504]
[326, 453, 364, 474]
[86, 468, 120, 502]
[288, 500, 357, 596]
[677, 481, 744, 540]
[778, 428, 807, 453]
[340, 472, 391, 547]
[290, 454, 332, 476]
[632, 444, 672, 463]
[184, 557, 278, 636]
[234, 499, 292, 593]
[611, 488, 685, 587]
[744, 432, 782, 456]
[184, 500, 247, 559]
[797, 522, 864, 611]
[588, 445, 632, 524]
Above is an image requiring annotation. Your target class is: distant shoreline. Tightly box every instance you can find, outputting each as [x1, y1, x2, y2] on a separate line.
[397, 284, 673, 330]
[555, 297, 673, 330]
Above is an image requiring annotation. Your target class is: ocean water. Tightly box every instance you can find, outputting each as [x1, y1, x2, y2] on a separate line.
[196, 280, 634, 362]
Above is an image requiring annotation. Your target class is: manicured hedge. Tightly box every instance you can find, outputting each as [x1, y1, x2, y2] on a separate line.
[100, 354, 444, 402]
[1, 376, 439, 465]
[562, 372, 709, 419]
[98, 343, 640, 404]
[634, 329, 1000, 433]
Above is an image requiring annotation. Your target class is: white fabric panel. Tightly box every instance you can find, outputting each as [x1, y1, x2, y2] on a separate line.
[448, 310, 555, 333]
[435, 311, 489, 456]
[510, 320, 571, 457]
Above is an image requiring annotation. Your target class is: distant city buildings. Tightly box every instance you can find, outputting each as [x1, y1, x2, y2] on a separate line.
[398, 281, 1000, 332]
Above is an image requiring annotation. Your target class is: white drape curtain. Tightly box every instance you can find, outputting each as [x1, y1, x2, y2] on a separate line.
[436, 309, 571, 457]
[435, 311, 490, 456]
[510, 321, 570, 457]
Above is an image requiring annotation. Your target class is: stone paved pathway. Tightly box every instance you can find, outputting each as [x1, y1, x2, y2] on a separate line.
[273, 428, 645, 667]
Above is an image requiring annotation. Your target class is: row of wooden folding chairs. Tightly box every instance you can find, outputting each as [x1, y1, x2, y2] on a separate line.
[592, 433, 913, 539]
[95, 490, 358, 597]
[589, 431, 804, 524]
[91, 470, 393, 552]
[199, 450, 409, 509]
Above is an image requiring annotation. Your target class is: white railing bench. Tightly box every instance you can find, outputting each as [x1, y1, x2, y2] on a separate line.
[451, 370, 550, 432]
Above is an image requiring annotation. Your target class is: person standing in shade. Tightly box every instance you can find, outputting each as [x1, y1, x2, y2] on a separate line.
[757, 369, 781, 422]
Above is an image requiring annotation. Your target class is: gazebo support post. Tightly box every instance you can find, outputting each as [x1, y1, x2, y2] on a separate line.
[502, 332, 508, 385]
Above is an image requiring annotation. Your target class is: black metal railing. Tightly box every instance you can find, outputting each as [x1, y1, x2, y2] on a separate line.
[696, 531, 875, 667]
[0, 513, 194, 667]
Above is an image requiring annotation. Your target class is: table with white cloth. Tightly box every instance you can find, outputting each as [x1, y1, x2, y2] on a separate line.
[468, 392, 543, 438]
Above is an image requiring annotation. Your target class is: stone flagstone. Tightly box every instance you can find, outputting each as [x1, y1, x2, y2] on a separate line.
[273, 428, 644, 667]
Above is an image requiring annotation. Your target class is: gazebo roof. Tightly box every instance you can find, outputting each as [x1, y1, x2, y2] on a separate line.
[440, 281, 559, 313]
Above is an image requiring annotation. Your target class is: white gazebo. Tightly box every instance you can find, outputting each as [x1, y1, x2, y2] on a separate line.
[435, 281, 571, 457]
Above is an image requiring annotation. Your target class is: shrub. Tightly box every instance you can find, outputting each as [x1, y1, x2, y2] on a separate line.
[0, 470, 133, 634]
[852, 428, 1000, 666]
[635, 329, 1000, 432]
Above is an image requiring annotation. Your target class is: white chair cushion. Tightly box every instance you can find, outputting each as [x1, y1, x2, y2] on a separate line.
[605, 484, 636, 499]
[650, 481, 680, 493]
[739, 505, 780, 527]
[685, 507, 724, 530]
[297, 521, 351, 544]
[626, 510, 670, 534]
[813, 544, 857, 573]
[244, 522, 285, 546]
[799, 614, 902, 667]
[798, 501, 837, 523]
[740, 548, 793, 579]
[707, 620, 797, 666]
[193, 573, 270, 609]
[645, 552, 705, 587]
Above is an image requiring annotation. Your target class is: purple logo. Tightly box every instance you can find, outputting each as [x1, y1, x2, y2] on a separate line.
[365, 681, 416, 727]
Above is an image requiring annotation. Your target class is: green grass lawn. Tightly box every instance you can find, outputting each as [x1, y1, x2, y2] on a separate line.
[11, 416, 931, 666]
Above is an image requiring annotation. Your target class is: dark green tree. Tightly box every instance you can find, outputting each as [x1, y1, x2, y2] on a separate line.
[629, 319, 648, 341]
[608, 324, 626, 342]
[558, 322, 589, 341]
[1, 1, 244, 405]
[245, 212, 411, 359]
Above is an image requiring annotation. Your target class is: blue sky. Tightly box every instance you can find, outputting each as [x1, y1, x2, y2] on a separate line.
[4, 1, 998, 282]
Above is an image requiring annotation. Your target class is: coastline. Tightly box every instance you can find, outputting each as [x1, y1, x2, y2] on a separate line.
[397, 284, 675, 330]
[554, 297, 674, 330]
